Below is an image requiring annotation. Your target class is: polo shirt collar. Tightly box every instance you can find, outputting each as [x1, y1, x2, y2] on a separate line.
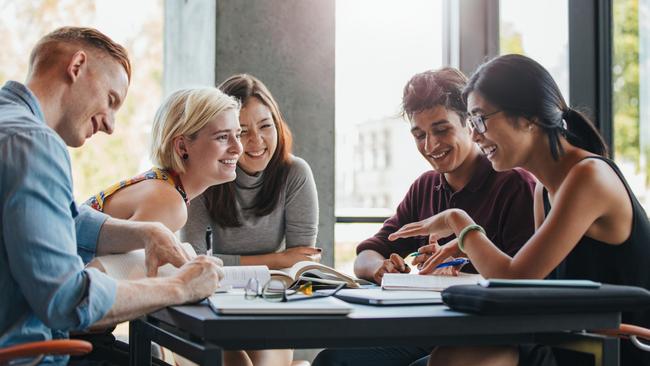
[438, 153, 494, 193]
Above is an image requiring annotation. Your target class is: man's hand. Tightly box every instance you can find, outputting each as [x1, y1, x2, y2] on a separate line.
[418, 239, 461, 275]
[411, 235, 440, 268]
[174, 255, 225, 302]
[373, 253, 410, 284]
[273, 246, 322, 268]
[142, 222, 192, 277]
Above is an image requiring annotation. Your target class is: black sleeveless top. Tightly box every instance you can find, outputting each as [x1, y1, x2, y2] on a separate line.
[543, 156, 650, 365]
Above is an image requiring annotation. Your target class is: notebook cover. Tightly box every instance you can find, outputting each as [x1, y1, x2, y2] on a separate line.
[441, 284, 650, 315]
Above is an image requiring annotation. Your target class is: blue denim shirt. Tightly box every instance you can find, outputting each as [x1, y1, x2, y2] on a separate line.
[0, 81, 117, 365]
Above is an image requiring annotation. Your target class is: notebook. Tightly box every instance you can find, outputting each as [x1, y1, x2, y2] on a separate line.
[381, 273, 484, 291]
[334, 288, 443, 306]
[207, 292, 353, 315]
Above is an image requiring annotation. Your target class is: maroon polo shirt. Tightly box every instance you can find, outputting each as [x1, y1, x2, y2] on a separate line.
[356, 154, 536, 272]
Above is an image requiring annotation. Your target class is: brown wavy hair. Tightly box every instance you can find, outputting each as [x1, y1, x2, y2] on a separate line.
[204, 74, 293, 227]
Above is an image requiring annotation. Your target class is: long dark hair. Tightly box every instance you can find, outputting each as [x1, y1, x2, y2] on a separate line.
[462, 54, 608, 160]
[204, 74, 293, 227]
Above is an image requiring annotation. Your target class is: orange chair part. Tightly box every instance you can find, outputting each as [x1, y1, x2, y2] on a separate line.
[0, 339, 92, 363]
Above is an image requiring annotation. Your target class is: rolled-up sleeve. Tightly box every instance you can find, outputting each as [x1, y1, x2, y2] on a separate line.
[1, 131, 116, 330]
[75, 204, 109, 263]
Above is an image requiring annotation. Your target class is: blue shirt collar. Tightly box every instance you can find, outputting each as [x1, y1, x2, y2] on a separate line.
[2, 81, 46, 123]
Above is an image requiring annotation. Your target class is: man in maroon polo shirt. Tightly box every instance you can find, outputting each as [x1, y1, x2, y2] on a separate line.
[312, 68, 536, 366]
[354, 67, 536, 285]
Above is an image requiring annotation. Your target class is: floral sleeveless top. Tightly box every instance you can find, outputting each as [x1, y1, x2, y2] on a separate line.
[86, 167, 188, 212]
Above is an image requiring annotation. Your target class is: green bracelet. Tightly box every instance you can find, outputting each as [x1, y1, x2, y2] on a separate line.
[457, 224, 486, 253]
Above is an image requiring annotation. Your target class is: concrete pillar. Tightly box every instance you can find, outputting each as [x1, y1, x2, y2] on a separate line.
[164, 0, 336, 266]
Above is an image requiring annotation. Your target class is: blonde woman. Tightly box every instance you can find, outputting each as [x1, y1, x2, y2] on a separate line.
[86, 87, 242, 233]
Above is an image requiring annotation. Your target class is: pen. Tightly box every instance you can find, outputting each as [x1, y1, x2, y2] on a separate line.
[205, 226, 213, 257]
[434, 258, 469, 269]
[407, 252, 421, 258]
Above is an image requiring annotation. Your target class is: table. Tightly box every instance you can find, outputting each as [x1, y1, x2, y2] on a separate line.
[129, 301, 621, 366]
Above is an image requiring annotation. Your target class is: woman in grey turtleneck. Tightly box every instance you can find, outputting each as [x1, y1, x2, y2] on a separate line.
[180, 74, 319, 366]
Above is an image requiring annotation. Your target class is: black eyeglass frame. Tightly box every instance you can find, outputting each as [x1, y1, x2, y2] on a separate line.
[468, 110, 502, 134]
[245, 278, 346, 302]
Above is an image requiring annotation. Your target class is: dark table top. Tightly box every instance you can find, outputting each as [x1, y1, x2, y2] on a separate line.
[146, 301, 620, 350]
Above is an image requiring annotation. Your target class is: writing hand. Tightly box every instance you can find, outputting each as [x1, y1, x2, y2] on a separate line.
[174, 255, 225, 302]
[373, 253, 410, 284]
[411, 235, 440, 268]
[418, 239, 461, 275]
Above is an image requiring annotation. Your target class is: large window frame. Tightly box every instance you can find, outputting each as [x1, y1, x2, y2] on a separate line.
[335, 0, 614, 229]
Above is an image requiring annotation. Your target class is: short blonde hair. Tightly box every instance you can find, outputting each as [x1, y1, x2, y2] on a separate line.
[150, 87, 240, 173]
[30, 26, 132, 82]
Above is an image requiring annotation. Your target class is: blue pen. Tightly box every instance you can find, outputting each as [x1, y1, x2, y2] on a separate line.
[407, 252, 421, 258]
[434, 258, 469, 269]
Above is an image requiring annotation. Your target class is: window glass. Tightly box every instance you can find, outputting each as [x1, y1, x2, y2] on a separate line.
[0, 0, 163, 201]
[499, 0, 569, 99]
[335, 0, 443, 270]
[613, 0, 649, 208]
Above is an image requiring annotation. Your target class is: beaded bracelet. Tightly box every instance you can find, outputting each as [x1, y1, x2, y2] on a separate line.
[457, 224, 486, 253]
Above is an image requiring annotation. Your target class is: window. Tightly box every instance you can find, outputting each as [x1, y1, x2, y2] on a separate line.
[0, 0, 163, 202]
[612, 0, 648, 208]
[335, 0, 443, 271]
[499, 0, 569, 99]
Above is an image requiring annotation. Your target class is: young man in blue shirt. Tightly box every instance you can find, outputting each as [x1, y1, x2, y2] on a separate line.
[0, 27, 224, 365]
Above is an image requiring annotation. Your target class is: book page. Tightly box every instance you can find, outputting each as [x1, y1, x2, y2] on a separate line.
[220, 266, 270, 289]
[280, 261, 360, 288]
[382, 273, 484, 291]
[93, 242, 197, 280]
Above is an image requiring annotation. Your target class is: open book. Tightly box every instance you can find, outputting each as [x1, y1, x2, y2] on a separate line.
[381, 273, 484, 291]
[90, 245, 364, 290]
[270, 261, 368, 289]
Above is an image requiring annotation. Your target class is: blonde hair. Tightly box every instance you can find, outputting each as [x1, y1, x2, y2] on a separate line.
[150, 87, 240, 173]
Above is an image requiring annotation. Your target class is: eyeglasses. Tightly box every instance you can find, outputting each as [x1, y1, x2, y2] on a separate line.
[244, 278, 345, 302]
[468, 110, 502, 134]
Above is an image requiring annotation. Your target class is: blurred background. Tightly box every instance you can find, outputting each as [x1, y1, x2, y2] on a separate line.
[0, 0, 644, 273]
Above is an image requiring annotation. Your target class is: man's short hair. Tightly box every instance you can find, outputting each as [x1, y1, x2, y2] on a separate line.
[29, 26, 131, 82]
[401, 67, 468, 125]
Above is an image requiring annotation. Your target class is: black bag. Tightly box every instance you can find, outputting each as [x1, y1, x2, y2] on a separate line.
[441, 284, 650, 315]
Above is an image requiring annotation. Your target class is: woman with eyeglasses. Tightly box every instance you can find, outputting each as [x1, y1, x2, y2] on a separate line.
[181, 74, 320, 366]
[390, 54, 650, 366]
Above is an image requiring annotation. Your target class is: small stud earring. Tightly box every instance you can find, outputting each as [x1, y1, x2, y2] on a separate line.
[182, 153, 189, 160]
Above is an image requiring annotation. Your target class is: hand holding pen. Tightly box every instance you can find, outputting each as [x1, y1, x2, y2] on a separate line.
[372, 253, 411, 284]
[205, 226, 213, 257]
[407, 234, 440, 268]
[416, 238, 465, 275]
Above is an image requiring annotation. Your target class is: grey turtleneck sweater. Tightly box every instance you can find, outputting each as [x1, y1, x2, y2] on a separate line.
[180, 155, 319, 265]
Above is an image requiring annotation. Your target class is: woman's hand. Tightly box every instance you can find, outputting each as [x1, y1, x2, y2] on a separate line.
[418, 239, 461, 275]
[388, 210, 459, 243]
[273, 246, 322, 268]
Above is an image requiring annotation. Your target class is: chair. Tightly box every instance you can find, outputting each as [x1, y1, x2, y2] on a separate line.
[0, 339, 92, 366]
[596, 323, 650, 352]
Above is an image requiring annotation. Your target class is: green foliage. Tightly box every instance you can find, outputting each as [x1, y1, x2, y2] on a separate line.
[500, 22, 525, 55]
[613, 0, 640, 166]
[0, 0, 163, 201]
